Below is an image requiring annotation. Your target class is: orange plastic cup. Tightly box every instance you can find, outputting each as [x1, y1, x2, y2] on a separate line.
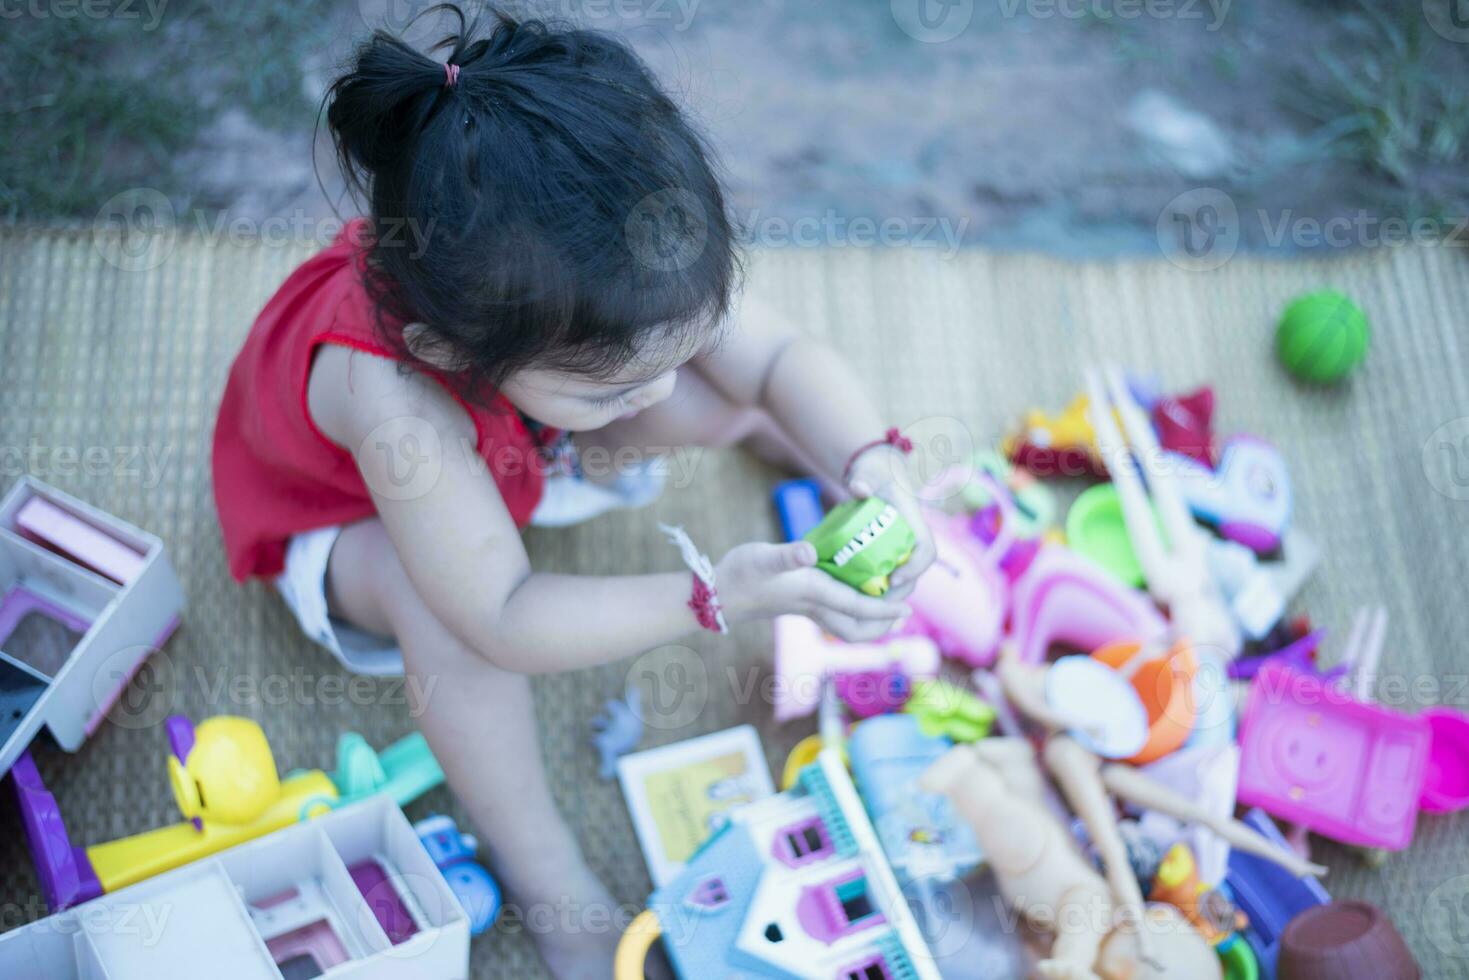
[1092, 639, 1198, 765]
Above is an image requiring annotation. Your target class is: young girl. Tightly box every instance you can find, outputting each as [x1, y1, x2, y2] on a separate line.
[213, 9, 934, 976]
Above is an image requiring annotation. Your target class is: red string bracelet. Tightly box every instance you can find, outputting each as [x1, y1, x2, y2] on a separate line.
[660, 524, 729, 635]
[687, 575, 724, 633]
[841, 428, 913, 487]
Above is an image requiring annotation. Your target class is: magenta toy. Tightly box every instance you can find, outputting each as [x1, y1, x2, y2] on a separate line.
[834, 668, 911, 719]
[1152, 386, 1216, 466]
[1419, 707, 1469, 814]
[1238, 662, 1431, 851]
[1007, 544, 1167, 666]
[904, 509, 1006, 667]
[772, 615, 940, 723]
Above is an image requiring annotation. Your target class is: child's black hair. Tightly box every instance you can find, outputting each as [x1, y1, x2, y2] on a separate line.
[325, 4, 737, 396]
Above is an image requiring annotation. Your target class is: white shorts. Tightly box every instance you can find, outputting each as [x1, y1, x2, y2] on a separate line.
[275, 462, 667, 675]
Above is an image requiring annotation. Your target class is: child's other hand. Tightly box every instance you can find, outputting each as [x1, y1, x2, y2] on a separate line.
[846, 458, 937, 600]
[716, 541, 908, 643]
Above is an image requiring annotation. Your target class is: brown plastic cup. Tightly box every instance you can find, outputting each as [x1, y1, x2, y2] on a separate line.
[1278, 901, 1419, 980]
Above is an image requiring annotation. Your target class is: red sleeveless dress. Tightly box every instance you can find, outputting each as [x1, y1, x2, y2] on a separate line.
[212, 219, 552, 581]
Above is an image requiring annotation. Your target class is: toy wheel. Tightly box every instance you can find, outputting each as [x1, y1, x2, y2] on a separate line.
[615, 909, 662, 980]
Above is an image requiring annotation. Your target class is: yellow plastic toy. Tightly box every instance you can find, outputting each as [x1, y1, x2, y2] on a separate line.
[1003, 394, 1107, 477]
[14, 714, 338, 909]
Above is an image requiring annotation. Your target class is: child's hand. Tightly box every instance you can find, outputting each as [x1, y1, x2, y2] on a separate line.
[716, 541, 908, 643]
[845, 455, 937, 600]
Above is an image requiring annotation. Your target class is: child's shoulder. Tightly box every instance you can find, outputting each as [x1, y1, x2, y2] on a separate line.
[306, 340, 477, 459]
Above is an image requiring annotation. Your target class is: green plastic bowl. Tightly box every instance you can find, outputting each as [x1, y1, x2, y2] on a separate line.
[1065, 483, 1161, 587]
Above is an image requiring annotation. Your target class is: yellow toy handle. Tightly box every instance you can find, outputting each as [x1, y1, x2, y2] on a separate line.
[614, 909, 663, 980]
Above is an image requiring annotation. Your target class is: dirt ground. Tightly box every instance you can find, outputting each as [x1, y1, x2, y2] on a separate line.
[65, 0, 1464, 258]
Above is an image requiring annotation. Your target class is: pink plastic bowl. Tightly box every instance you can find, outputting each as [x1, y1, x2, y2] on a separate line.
[1419, 707, 1469, 814]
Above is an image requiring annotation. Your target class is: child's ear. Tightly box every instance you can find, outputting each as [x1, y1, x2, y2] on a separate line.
[402, 322, 463, 373]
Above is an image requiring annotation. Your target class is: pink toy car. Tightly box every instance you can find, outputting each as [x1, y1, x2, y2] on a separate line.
[1237, 662, 1431, 851]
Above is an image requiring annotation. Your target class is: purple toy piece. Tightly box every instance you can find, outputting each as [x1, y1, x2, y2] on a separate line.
[1229, 630, 1346, 683]
[834, 668, 910, 719]
[10, 750, 102, 911]
[349, 859, 419, 944]
[165, 715, 195, 765]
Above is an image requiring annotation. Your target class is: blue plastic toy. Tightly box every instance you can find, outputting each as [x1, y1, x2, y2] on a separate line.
[415, 814, 501, 936]
[772, 478, 825, 541]
[590, 685, 644, 780]
[846, 714, 981, 883]
[1226, 808, 1330, 980]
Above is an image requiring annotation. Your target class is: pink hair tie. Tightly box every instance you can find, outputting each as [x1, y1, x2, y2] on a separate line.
[443, 63, 460, 88]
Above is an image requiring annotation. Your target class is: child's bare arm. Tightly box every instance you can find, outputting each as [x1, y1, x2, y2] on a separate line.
[309, 346, 906, 673]
[694, 294, 937, 591]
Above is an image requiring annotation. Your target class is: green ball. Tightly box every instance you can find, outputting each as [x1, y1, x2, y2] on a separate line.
[1276, 289, 1370, 383]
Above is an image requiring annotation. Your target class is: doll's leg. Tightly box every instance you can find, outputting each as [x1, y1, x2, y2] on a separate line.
[1037, 880, 1111, 980]
[327, 519, 620, 980]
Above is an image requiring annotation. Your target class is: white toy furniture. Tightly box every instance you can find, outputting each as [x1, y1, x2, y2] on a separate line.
[0, 795, 471, 979]
[0, 476, 184, 775]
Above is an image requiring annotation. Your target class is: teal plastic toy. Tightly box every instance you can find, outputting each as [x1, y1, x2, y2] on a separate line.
[803, 497, 915, 596]
[327, 731, 445, 809]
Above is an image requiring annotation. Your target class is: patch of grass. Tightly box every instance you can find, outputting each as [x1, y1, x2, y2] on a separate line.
[1288, 1, 1469, 215]
[0, 2, 337, 220]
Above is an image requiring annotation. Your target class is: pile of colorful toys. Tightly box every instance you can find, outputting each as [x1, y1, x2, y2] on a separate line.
[623, 363, 1440, 979]
[0, 478, 495, 978]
